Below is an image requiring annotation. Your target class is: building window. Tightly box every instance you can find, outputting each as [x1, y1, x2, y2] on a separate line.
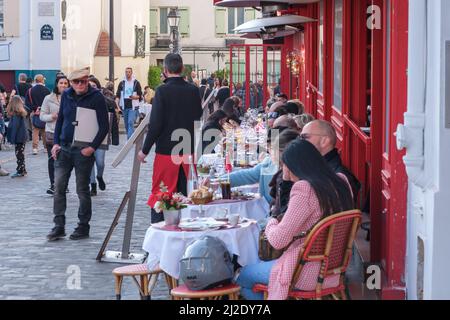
[150, 7, 189, 37]
[228, 8, 244, 34]
[215, 8, 256, 37]
[0, 0, 4, 35]
[318, 0, 324, 93]
[159, 7, 168, 35]
[135, 26, 146, 58]
[333, 0, 343, 111]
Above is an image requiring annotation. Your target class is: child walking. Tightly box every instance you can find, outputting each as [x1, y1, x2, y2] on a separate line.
[6, 96, 29, 178]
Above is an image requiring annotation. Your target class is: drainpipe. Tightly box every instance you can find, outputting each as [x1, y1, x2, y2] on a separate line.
[395, 0, 429, 189]
[29, 0, 34, 74]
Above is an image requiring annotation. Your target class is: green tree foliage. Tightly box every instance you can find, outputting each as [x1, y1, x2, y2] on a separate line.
[148, 65, 163, 89]
[182, 65, 194, 81]
[214, 68, 230, 82]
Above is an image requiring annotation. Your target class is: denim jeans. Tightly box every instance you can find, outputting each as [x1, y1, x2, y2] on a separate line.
[123, 108, 137, 139]
[53, 146, 95, 229]
[236, 260, 276, 300]
[90, 149, 106, 184]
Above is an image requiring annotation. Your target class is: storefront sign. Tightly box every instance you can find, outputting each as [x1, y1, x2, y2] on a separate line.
[40, 25, 54, 40]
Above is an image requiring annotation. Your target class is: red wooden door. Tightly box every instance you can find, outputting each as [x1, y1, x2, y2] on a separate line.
[378, 0, 408, 299]
[0, 71, 15, 92]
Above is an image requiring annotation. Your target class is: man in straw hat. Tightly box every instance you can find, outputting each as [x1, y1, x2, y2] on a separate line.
[47, 67, 109, 242]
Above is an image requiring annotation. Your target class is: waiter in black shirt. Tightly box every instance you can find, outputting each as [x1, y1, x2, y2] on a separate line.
[138, 54, 203, 223]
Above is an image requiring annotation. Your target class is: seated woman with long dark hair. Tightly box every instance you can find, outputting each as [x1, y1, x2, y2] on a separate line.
[222, 98, 242, 126]
[201, 110, 228, 154]
[237, 139, 354, 300]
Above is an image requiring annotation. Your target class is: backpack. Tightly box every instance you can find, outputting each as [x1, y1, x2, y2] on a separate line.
[27, 89, 46, 129]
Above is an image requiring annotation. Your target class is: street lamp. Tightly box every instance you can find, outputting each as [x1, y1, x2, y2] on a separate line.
[212, 51, 225, 73]
[168, 7, 181, 55]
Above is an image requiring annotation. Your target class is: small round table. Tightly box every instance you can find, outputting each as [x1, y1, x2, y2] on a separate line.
[142, 220, 261, 280]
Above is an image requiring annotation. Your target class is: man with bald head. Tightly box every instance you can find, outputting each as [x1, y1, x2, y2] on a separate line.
[301, 120, 361, 203]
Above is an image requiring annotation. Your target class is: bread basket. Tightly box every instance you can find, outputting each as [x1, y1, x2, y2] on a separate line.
[191, 195, 214, 205]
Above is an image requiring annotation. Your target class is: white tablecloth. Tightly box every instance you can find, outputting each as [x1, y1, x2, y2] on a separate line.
[181, 197, 269, 221]
[142, 221, 261, 279]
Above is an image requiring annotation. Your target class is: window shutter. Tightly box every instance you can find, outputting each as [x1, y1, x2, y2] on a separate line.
[179, 8, 190, 37]
[3, 0, 20, 37]
[244, 8, 255, 23]
[149, 8, 158, 35]
[215, 8, 226, 37]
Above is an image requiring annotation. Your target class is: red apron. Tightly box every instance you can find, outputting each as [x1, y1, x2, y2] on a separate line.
[148, 154, 191, 208]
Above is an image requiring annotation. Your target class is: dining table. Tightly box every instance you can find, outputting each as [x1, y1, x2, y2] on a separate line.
[142, 219, 261, 283]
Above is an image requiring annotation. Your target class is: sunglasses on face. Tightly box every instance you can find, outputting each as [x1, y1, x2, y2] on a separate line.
[300, 133, 327, 140]
[268, 112, 279, 119]
[72, 79, 88, 85]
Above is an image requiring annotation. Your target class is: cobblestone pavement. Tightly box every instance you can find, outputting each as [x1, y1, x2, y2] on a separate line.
[0, 136, 171, 300]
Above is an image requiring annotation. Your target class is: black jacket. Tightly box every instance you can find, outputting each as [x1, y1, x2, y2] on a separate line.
[216, 87, 230, 108]
[115, 79, 143, 109]
[142, 77, 203, 155]
[54, 86, 109, 150]
[104, 95, 120, 146]
[324, 149, 362, 204]
[269, 149, 361, 219]
[25, 84, 51, 112]
[269, 170, 294, 218]
[201, 121, 223, 154]
[199, 85, 212, 103]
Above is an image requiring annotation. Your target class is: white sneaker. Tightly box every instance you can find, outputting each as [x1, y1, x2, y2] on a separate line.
[33, 149, 38, 155]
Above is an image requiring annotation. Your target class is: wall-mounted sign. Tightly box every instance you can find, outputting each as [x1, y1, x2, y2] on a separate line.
[0, 43, 11, 62]
[39, 2, 55, 16]
[40, 25, 54, 40]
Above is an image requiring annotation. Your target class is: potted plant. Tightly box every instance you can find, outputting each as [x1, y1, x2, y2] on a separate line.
[154, 182, 188, 226]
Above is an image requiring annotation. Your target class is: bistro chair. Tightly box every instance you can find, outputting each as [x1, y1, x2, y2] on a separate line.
[253, 210, 362, 300]
[112, 264, 165, 300]
[170, 283, 241, 301]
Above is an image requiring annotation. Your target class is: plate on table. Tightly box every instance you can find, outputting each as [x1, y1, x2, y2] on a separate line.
[178, 219, 227, 231]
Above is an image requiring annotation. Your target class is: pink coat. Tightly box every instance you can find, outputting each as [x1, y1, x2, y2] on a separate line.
[265, 176, 349, 300]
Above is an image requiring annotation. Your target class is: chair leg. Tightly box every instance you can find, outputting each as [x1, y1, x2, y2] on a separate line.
[148, 273, 159, 296]
[142, 275, 151, 300]
[340, 289, 348, 301]
[114, 275, 123, 300]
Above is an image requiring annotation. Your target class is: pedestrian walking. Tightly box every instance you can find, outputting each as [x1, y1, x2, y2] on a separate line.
[115, 67, 143, 139]
[11, 73, 32, 99]
[47, 67, 109, 242]
[87, 76, 120, 196]
[40, 76, 70, 195]
[216, 79, 231, 109]
[0, 102, 9, 177]
[199, 79, 213, 118]
[6, 96, 29, 178]
[25, 74, 51, 155]
[138, 53, 203, 224]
